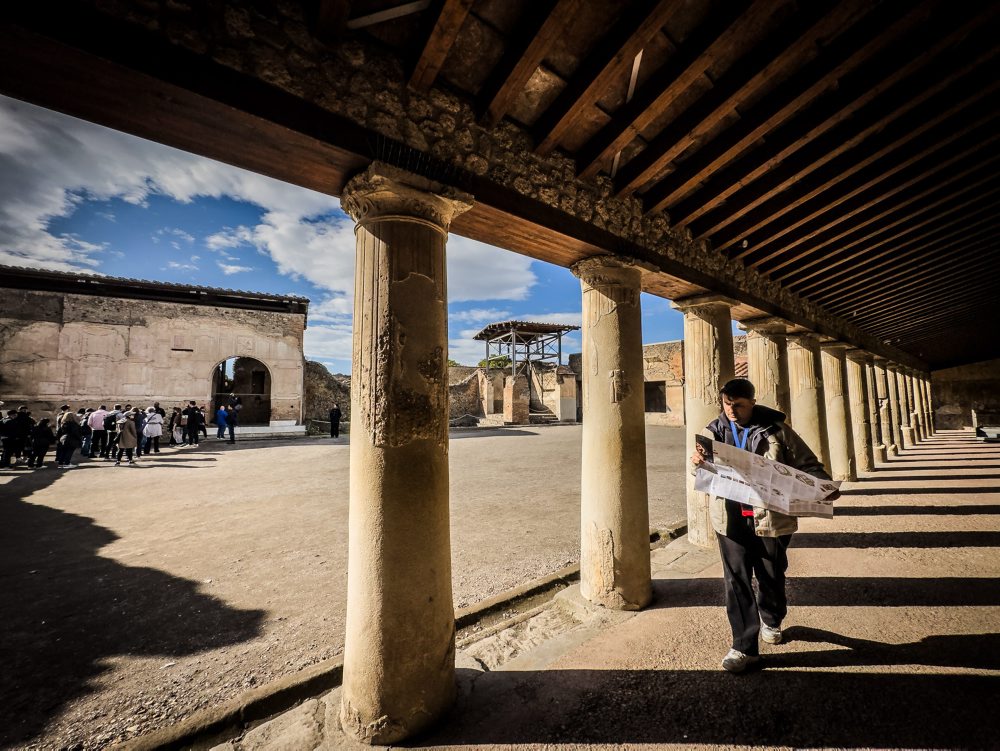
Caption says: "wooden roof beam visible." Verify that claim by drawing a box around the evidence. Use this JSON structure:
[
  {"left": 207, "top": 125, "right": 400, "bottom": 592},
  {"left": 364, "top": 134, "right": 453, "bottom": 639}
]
[
  {"left": 892, "top": 311, "right": 1000, "bottom": 349},
  {"left": 532, "top": 0, "right": 683, "bottom": 155},
  {"left": 574, "top": 0, "right": 762, "bottom": 181},
  {"left": 607, "top": 0, "right": 864, "bottom": 192},
  {"left": 409, "top": 0, "right": 474, "bottom": 92},
  {"left": 754, "top": 146, "right": 1000, "bottom": 275},
  {"left": 709, "top": 94, "right": 999, "bottom": 256},
  {"left": 478, "top": 0, "right": 583, "bottom": 128},
  {"left": 791, "top": 195, "right": 1000, "bottom": 296},
  {"left": 800, "top": 211, "right": 1000, "bottom": 303},
  {"left": 864, "top": 284, "right": 1000, "bottom": 335}
]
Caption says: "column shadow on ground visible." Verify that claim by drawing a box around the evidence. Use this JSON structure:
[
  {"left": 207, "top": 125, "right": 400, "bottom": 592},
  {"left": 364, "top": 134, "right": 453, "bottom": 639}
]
[
  {"left": 790, "top": 531, "right": 1000, "bottom": 548},
  {"left": 418, "top": 666, "right": 997, "bottom": 748},
  {"left": 840, "top": 486, "right": 1000, "bottom": 495},
  {"left": 0, "top": 472, "right": 266, "bottom": 749},
  {"left": 834, "top": 504, "right": 1000, "bottom": 515},
  {"left": 649, "top": 576, "right": 1000, "bottom": 608}
]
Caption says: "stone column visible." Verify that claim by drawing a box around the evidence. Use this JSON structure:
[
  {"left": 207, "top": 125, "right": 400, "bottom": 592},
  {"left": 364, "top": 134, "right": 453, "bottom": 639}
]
[
  {"left": 923, "top": 374, "right": 936, "bottom": 435},
  {"left": 786, "top": 333, "right": 829, "bottom": 466},
  {"left": 874, "top": 358, "right": 897, "bottom": 457},
  {"left": 820, "top": 342, "right": 855, "bottom": 481},
  {"left": 864, "top": 357, "right": 886, "bottom": 464},
  {"left": 894, "top": 365, "right": 915, "bottom": 449},
  {"left": 739, "top": 317, "right": 791, "bottom": 415},
  {"left": 884, "top": 362, "right": 905, "bottom": 454},
  {"left": 672, "top": 294, "right": 736, "bottom": 548},
  {"left": 905, "top": 370, "right": 924, "bottom": 441},
  {"left": 572, "top": 257, "right": 651, "bottom": 609},
  {"left": 845, "top": 350, "right": 875, "bottom": 473},
  {"left": 339, "top": 164, "right": 472, "bottom": 744}
]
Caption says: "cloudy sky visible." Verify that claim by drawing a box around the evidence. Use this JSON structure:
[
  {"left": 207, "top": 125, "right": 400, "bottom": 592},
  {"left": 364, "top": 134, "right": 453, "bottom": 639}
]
[{"left": 0, "top": 94, "right": 688, "bottom": 373}]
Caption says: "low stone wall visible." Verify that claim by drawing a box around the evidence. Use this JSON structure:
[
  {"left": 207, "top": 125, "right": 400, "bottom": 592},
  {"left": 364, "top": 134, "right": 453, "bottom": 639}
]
[
  {"left": 449, "top": 370, "right": 482, "bottom": 419},
  {"left": 931, "top": 358, "right": 1000, "bottom": 429}
]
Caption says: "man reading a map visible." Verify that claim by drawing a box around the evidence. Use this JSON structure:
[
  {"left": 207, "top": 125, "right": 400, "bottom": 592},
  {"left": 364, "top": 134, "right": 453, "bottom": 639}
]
[{"left": 691, "top": 377, "right": 835, "bottom": 674}]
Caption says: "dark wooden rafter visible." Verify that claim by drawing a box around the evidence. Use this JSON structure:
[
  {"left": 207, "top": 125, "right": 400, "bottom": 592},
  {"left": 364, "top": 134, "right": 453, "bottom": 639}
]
[
  {"left": 638, "top": 0, "right": 943, "bottom": 218},
  {"left": 800, "top": 208, "right": 1000, "bottom": 303},
  {"left": 893, "top": 309, "right": 1000, "bottom": 348},
  {"left": 532, "top": 0, "right": 682, "bottom": 155},
  {"left": 478, "top": 0, "right": 582, "bottom": 128},
  {"left": 409, "top": 0, "right": 474, "bottom": 92},
  {"left": 753, "top": 145, "right": 1000, "bottom": 276},
  {"left": 314, "top": 0, "right": 353, "bottom": 41},
  {"left": 708, "top": 90, "right": 999, "bottom": 256},
  {"left": 866, "top": 282, "right": 1000, "bottom": 335},
  {"left": 573, "top": 0, "right": 762, "bottom": 181},
  {"left": 822, "top": 233, "right": 1000, "bottom": 313},
  {"left": 607, "top": 0, "right": 866, "bottom": 192}
]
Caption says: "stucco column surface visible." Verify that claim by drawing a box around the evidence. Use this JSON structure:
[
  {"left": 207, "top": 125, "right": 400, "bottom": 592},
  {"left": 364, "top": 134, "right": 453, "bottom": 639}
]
[
  {"left": 845, "top": 351, "right": 875, "bottom": 473},
  {"left": 905, "top": 370, "right": 924, "bottom": 441},
  {"left": 786, "top": 333, "right": 829, "bottom": 467},
  {"left": 820, "top": 343, "right": 855, "bottom": 481},
  {"left": 672, "top": 295, "right": 736, "bottom": 549},
  {"left": 572, "top": 257, "right": 652, "bottom": 609},
  {"left": 338, "top": 163, "right": 472, "bottom": 744},
  {"left": 923, "top": 375, "right": 936, "bottom": 435},
  {"left": 864, "top": 357, "right": 886, "bottom": 464},
  {"left": 873, "top": 359, "right": 896, "bottom": 457},
  {"left": 739, "top": 317, "right": 791, "bottom": 416},
  {"left": 894, "top": 366, "right": 915, "bottom": 449},
  {"left": 885, "top": 363, "right": 905, "bottom": 454}
]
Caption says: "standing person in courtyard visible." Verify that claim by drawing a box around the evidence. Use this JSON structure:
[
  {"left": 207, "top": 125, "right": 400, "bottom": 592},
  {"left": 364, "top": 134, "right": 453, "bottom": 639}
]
[
  {"left": 78, "top": 408, "right": 93, "bottom": 458},
  {"left": 224, "top": 403, "right": 237, "bottom": 443},
  {"left": 215, "top": 404, "right": 228, "bottom": 439},
  {"left": 142, "top": 406, "right": 164, "bottom": 454},
  {"left": 13, "top": 406, "right": 36, "bottom": 465},
  {"left": 182, "top": 401, "right": 201, "bottom": 446},
  {"left": 88, "top": 404, "right": 109, "bottom": 458},
  {"left": 691, "top": 377, "right": 836, "bottom": 674},
  {"left": 134, "top": 408, "right": 147, "bottom": 458},
  {"left": 29, "top": 418, "right": 56, "bottom": 468},
  {"left": 169, "top": 406, "right": 184, "bottom": 445},
  {"left": 199, "top": 405, "right": 209, "bottom": 440},
  {"left": 105, "top": 404, "right": 124, "bottom": 459},
  {"left": 0, "top": 410, "right": 19, "bottom": 468},
  {"left": 329, "top": 402, "right": 342, "bottom": 439},
  {"left": 56, "top": 411, "right": 83, "bottom": 468},
  {"left": 115, "top": 410, "right": 138, "bottom": 465}
]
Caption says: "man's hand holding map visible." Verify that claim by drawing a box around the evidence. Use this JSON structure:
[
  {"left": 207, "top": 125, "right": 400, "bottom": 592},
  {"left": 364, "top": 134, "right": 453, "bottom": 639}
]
[{"left": 694, "top": 436, "right": 840, "bottom": 518}]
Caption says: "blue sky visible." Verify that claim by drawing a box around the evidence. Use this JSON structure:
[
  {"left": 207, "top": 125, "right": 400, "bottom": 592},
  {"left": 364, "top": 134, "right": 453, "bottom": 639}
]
[{"left": 0, "top": 94, "right": 691, "bottom": 373}]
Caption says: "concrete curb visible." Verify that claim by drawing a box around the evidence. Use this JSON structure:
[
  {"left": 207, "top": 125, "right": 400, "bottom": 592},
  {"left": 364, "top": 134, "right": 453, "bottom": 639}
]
[{"left": 120, "top": 519, "right": 688, "bottom": 751}]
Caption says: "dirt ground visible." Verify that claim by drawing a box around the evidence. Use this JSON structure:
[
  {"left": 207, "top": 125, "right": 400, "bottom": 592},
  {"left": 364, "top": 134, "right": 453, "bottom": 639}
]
[{"left": 0, "top": 424, "right": 687, "bottom": 750}]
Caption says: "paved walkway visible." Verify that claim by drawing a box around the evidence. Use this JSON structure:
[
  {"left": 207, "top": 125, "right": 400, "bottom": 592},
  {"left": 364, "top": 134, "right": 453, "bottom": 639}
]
[{"left": 214, "top": 429, "right": 1000, "bottom": 750}]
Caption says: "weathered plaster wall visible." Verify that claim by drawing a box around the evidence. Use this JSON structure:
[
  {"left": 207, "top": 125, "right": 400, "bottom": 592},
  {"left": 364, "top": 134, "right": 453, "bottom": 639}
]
[
  {"left": 448, "top": 369, "right": 482, "bottom": 419},
  {"left": 931, "top": 358, "right": 1000, "bottom": 429},
  {"left": 642, "top": 341, "right": 686, "bottom": 427},
  {"left": 0, "top": 289, "right": 306, "bottom": 422}
]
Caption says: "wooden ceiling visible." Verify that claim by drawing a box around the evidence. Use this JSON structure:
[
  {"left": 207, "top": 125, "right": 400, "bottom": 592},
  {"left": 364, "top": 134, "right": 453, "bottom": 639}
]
[
  {"left": 1, "top": 0, "right": 997, "bottom": 369},
  {"left": 345, "top": 0, "right": 1000, "bottom": 368}
]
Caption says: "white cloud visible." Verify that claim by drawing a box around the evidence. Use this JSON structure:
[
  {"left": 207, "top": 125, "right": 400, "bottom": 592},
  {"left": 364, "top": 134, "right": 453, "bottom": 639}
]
[
  {"left": 303, "top": 321, "right": 353, "bottom": 370},
  {"left": 449, "top": 307, "right": 511, "bottom": 324},
  {"left": 217, "top": 262, "right": 254, "bottom": 275},
  {"left": 447, "top": 235, "right": 537, "bottom": 302},
  {"left": 166, "top": 261, "right": 198, "bottom": 271}
]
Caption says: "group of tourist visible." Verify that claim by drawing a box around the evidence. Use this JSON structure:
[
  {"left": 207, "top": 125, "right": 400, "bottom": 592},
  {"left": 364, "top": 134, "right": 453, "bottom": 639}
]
[{"left": 0, "top": 396, "right": 243, "bottom": 470}]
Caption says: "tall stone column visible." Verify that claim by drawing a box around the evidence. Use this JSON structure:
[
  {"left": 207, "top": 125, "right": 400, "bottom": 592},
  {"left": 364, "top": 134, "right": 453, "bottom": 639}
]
[
  {"left": 338, "top": 164, "right": 472, "bottom": 744},
  {"left": 572, "top": 257, "right": 651, "bottom": 610},
  {"left": 905, "top": 370, "right": 924, "bottom": 441},
  {"left": 820, "top": 342, "right": 855, "bottom": 481},
  {"left": 786, "top": 333, "right": 829, "bottom": 466},
  {"left": 863, "top": 357, "right": 885, "bottom": 464},
  {"left": 874, "top": 358, "right": 897, "bottom": 456},
  {"left": 739, "top": 317, "right": 791, "bottom": 415},
  {"left": 894, "top": 365, "right": 915, "bottom": 449},
  {"left": 846, "top": 350, "right": 875, "bottom": 473},
  {"left": 923, "top": 375, "right": 936, "bottom": 435},
  {"left": 884, "top": 362, "right": 905, "bottom": 454},
  {"left": 672, "top": 295, "right": 736, "bottom": 548}
]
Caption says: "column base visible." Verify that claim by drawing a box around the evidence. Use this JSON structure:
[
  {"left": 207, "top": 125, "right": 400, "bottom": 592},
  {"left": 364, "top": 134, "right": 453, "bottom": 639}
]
[
  {"left": 900, "top": 426, "right": 916, "bottom": 449},
  {"left": 874, "top": 443, "right": 888, "bottom": 464}
]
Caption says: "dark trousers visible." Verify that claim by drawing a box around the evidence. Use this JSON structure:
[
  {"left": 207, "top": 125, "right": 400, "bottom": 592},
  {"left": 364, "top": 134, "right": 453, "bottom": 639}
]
[
  {"left": 717, "top": 527, "right": 792, "bottom": 656},
  {"left": 90, "top": 430, "right": 108, "bottom": 457},
  {"left": 330, "top": 421, "right": 340, "bottom": 438},
  {"left": 107, "top": 432, "right": 121, "bottom": 456},
  {"left": 55, "top": 444, "right": 77, "bottom": 466},
  {"left": 0, "top": 441, "right": 14, "bottom": 467},
  {"left": 186, "top": 424, "right": 200, "bottom": 445},
  {"left": 30, "top": 449, "right": 47, "bottom": 468},
  {"left": 116, "top": 447, "right": 134, "bottom": 463},
  {"left": 227, "top": 424, "right": 235, "bottom": 442}
]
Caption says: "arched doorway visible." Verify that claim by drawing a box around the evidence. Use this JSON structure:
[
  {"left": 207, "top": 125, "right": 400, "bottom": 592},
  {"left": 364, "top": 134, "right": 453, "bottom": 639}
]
[{"left": 211, "top": 357, "right": 272, "bottom": 426}]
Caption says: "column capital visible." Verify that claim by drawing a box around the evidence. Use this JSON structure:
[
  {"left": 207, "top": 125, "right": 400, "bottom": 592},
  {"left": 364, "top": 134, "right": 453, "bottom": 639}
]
[
  {"left": 737, "top": 316, "right": 794, "bottom": 334},
  {"left": 785, "top": 331, "right": 821, "bottom": 347},
  {"left": 670, "top": 292, "right": 740, "bottom": 312},
  {"left": 570, "top": 254, "right": 644, "bottom": 286},
  {"left": 340, "top": 162, "right": 473, "bottom": 233},
  {"left": 845, "top": 348, "right": 874, "bottom": 363},
  {"left": 819, "top": 340, "right": 852, "bottom": 352}
]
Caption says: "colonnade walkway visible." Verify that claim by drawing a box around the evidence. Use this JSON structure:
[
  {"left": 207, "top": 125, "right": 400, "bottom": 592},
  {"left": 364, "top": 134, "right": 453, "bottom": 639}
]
[{"left": 222, "top": 429, "right": 999, "bottom": 750}]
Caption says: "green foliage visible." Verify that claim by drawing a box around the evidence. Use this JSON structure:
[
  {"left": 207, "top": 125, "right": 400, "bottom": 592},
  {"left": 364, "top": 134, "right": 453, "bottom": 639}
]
[{"left": 478, "top": 355, "right": 512, "bottom": 369}]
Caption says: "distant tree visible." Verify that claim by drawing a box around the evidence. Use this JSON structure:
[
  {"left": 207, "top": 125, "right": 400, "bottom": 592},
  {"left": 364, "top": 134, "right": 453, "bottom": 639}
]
[
  {"left": 478, "top": 355, "right": 512, "bottom": 369},
  {"left": 447, "top": 358, "right": 461, "bottom": 367}
]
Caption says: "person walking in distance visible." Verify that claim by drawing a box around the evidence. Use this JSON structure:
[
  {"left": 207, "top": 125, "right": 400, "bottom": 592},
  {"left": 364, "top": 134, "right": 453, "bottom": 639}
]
[
  {"left": 142, "top": 406, "right": 164, "bottom": 454},
  {"left": 182, "top": 401, "right": 201, "bottom": 446},
  {"left": 115, "top": 411, "right": 139, "bottom": 465},
  {"left": 29, "top": 418, "right": 56, "bottom": 468},
  {"left": 88, "top": 404, "right": 109, "bottom": 458},
  {"left": 225, "top": 403, "right": 237, "bottom": 444},
  {"left": 691, "top": 378, "right": 837, "bottom": 674},
  {"left": 329, "top": 403, "right": 342, "bottom": 439},
  {"left": 56, "top": 411, "right": 83, "bottom": 468},
  {"left": 216, "top": 404, "right": 228, "bottom": 439}
]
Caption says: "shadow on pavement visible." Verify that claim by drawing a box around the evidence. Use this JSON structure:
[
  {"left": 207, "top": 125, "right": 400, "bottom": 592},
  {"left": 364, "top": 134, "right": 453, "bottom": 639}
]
[
  {"left": 417, "top": 667, "right": 997, "bottom": 748},
  {"left": 835, "top": 504, "right": 1000, "bottom": 515},
  {"left": 790, "top": 531, "right": 1000, "bottom": 548},
  {"left": 841, "top": 486, "right": 1000, "bottom": 495},
  {"left": 0, "top": 470, "right": 266, "bottom": 749},
  {"left": 650, "top": 576, "right": 1000, "bottom": 608},
  {"left": 449, "top": 429, "right": 539, "bottom": 439}
]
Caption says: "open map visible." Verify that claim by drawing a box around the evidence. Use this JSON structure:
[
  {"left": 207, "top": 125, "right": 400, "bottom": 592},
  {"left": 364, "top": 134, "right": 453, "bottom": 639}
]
[{"left": 694, "top": 436, "right": 840, "bottom": 518}]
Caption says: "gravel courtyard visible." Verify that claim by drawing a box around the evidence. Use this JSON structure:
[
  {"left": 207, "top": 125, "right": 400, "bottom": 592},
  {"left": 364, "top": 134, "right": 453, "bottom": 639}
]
[{"left": 0, "top": 424, "right": 687, "bottom": 750}]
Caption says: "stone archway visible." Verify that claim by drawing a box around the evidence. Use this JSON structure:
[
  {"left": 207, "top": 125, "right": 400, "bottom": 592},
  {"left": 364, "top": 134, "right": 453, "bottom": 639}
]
[{"left": 210, "top": 356, "right": 272, "bottom": 426}]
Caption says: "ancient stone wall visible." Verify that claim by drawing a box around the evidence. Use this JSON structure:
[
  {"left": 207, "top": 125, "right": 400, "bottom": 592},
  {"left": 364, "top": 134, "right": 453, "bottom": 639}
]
[
  {"left": 641, "top": 341, "right": 686, "bottom": 427},
  {"left": 448, "top": 369, "right": 482, "bottom": 419},
  {"left": 931, "top": 358, "right": 1000, "bottom": 429},
  {"left": 0, "top": 289, "right": 305, "bottom": 422},
  {"left": 303, "top": 359, "right": 350, "bottom": 426}
]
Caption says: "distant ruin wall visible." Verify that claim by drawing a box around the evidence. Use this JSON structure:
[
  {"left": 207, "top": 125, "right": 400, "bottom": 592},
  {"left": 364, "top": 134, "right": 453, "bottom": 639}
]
[
  {"left": 0, "top": 288, "right": 306, "bottom": 423},
  {"left": 931, "top": 358, "right": 1000, "bottom": 429}
]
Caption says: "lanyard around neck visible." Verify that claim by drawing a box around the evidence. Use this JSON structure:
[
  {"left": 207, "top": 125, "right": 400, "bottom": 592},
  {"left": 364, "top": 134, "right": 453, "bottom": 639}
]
[{"left": 728, "top": 418, "right": 749, "bottom": 450}]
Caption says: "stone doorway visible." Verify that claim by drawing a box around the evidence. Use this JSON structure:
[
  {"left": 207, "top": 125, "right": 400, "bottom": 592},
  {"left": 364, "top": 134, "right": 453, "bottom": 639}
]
[{"left": 211, "top": 356, "right": 272, "bottom": 426}]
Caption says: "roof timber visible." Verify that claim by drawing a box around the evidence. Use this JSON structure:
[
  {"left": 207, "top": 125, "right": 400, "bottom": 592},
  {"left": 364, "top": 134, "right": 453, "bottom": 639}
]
[
  {"left": 710, "top": 95, "right": 1000, "bottom": 256},
  {"left": 409, "top": 0, "right": 475, "bottom": 92}
]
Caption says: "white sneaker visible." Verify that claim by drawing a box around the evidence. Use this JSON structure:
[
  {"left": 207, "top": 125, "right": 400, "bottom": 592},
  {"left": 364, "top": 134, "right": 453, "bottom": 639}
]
[
  {"left": 761, "top": 622, "right": 783, "bottom": 645},
  {"left": 722, "top": 649, "right": 760, "bottom": 673}
]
